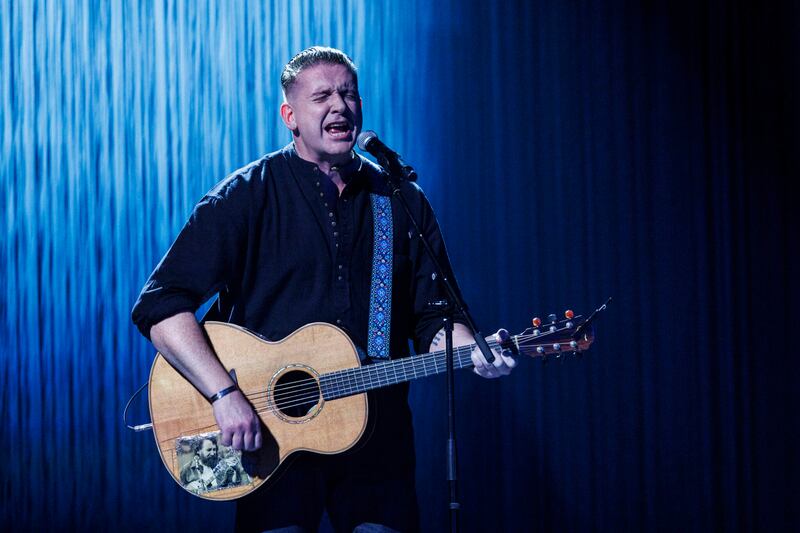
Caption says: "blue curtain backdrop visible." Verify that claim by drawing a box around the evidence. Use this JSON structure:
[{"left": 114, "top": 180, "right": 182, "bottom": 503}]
[{"left": 2, "top": 0, "right": 797, "bottom": 531}]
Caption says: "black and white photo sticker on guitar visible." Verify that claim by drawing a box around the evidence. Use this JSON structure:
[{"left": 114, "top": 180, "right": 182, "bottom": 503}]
[{"left": 175, "top": 431, "right": 253, "bottom": 495}]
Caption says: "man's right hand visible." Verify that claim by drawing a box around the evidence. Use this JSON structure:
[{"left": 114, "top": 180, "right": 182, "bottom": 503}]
[
  {"left": 149, "top": 312, "right": 265, "bottom": 453},
  {"left": 212, "top": 390, "right": 263, "bottom": 451}
]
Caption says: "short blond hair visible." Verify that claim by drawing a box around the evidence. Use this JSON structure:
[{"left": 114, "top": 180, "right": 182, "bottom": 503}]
[{"left": 281, "top": 46, "right": 358, "bottom": 96}]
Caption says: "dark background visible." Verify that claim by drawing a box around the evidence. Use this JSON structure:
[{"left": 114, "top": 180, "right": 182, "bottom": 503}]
[{"left": 1, "top": 0, "right": 797, "bottom": 531}]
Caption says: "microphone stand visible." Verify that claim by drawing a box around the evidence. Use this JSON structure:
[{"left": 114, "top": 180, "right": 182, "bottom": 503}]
[{"left": 375, "top": 156, "right": 496, "bottom": 533}]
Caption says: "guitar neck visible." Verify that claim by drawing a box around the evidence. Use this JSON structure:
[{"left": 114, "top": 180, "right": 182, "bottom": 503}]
[
  {"left": 320, "top": 341, "right": 492, "bottom": 401},
  {"left": 317, "top": 315, "right": 594, "bottom": 401}
]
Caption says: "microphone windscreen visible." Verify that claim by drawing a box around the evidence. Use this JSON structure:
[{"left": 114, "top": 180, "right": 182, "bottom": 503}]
[{"left": 357, "top": 130, "right": 377, "bottom": 151}]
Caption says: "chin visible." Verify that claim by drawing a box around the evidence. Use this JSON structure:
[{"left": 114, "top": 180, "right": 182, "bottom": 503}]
[{"left": 326, "top": 143, "right": 355, "bottom": 156}]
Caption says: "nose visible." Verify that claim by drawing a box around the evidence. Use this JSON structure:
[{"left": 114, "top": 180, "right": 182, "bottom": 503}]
[{"left": 329, "top": 91, "right": 347, "bottom": 112}]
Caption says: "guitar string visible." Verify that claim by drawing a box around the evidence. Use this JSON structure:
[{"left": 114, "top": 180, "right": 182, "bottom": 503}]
[
  {"left": 242, "top": 336, "right": 514, "bottom": 404},
  {"left": 249, "top": 323, "right": 577, "bottom": 400},
  {"left": 250, "top": 342, "right": 481, "bottom": 414},
  {"left": 238, "top": 330, "right": 580, "bottom": 409},
  {"left": 238, "top": 328, "right": 579, "bottom": 403},
  {"left": 251, "top": 343, "right": 480, "bottom": 402},
  {"left": 241, "top": 343, "right": 482, "bottom": 401},
  {"left": 245, "top": 347, "right": 478, "bottom": 411},
  {"left": 258, "top": 351, "right": 476, "bottom": 409},
  {"left": 174, "top": 327, "right": 585, "bottom": 434},
  {"left": 238, "top": 330, "right": 585, "bottom": 412}
]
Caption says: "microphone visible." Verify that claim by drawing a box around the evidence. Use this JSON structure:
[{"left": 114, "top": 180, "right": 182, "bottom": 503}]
[{"left": 357, "top": 130, "right": 418, "bottom": 182}]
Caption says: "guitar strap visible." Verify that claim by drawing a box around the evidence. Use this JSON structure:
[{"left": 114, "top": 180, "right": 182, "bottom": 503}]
[{"left": 367, "top": 193, "right": 393, "bottom": 360}]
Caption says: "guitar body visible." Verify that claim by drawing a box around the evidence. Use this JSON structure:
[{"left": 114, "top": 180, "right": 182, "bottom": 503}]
[
  {"left": 148, "top": 321, "right": 368, "bottom": 500},
  {"left": 146, "top": 304, "right": 603, "bottom": 500}
]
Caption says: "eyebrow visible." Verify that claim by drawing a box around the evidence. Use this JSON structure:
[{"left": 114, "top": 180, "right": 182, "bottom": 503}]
[{"left": 309, "top": 84, "right": 358, "bottom": 97}]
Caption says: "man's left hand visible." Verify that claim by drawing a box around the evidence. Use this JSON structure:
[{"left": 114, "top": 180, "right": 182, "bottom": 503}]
[
  {"left": 430, "top": 324, "right": 517, "bottom": 379},
  {"left": 470, "top": 328, "right": 517, "bottom": 379}
]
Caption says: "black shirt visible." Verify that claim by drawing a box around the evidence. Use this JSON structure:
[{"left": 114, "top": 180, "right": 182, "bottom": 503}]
[{"left": 131, "top": 144, "right": 463, "bottom": 358}]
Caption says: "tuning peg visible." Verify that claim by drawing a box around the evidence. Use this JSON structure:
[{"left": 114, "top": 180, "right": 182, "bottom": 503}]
[
  {"left": 548, "top": 313, "right": 557, "bottom": 324},
  {"left": 532, "top": 317, "right": 541, "bottom": 328},
  {"left": 565, "top": 309, "right": 575, "bottom": 328},
  {"left": 570, "top": 340, "right": 581, "bottom": 359},
  {"left": 536, "top": 345, "right": 547, "bottom": 365}
]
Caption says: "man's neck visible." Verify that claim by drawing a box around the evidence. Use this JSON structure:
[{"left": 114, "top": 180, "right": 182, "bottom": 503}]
[
  {"left": 329, "top": 171, "right": 346, "bottom": 196},
  {"left": 293, "top": 144, "right": 352, "bottom": 175},
  {"left": 293, "top": 144, "right": 355, "bottom": 195}
]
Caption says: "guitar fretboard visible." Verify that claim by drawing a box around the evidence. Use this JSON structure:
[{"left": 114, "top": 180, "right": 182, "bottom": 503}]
[{"left": 319, "top": 339, "right": 503, "bottom": 400}]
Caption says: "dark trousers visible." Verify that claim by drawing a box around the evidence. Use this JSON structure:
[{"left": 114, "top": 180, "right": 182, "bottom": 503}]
[{"left": 236, "top": 387, "right": 420, "bottom": 533}]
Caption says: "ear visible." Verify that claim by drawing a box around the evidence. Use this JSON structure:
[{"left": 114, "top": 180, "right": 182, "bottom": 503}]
[{"left": 280, "top": 101, "right": 296, "bottom": 130}]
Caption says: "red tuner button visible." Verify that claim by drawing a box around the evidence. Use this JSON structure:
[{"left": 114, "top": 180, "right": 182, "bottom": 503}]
[
  {"left": 532, "top": 317, "right": 542, "bottom": 328},
  {"left": 565, "top": 309, "right": 574, "bottom": 319}
]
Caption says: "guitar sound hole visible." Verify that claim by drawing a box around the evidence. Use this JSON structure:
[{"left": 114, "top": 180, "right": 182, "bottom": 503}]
[{"left": 273, "top": 369, "right": 321, "bottom": 418}]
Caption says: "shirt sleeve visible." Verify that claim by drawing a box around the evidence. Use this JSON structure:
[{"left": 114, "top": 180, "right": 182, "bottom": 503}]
[
  {"left": 406, "top": 184, "right": 468, "bottom": 353},
  {"left": 131, "top": 179, "right": 249, "bottom": 341}
]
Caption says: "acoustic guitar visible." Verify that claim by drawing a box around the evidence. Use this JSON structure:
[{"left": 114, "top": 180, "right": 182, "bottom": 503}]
[{"left": 148, "top": 312, "right": 595, "bottom": 500}]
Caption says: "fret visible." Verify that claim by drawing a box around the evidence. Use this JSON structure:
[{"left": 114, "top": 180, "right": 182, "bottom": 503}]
[
  {"left": 376, "top": 361, "right": 387, "bottom": 388},
  {"left": 363, "top": 365, "right": 372, "bottom": 391},
  {"left": 345, "top": 368, "right": 357, "bottom": 396},
  {"left": 384, "top": 361, "right": 393, "bottom": 386},
  {"left": 322, "top": 342, "right": 481, "bottom": 400},
  {"left": 457, "top": 347, "right": 468, "bottom": 369},
  {"left": 359, "top": 366, "right": 367, "bottom": 393},
  {"left": 335, "top": 370, "right": 346, "bottom": 399}
]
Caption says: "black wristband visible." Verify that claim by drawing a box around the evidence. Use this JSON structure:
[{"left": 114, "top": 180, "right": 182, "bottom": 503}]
[{"left": 209, "top": 385, "right": 238, "bottom": 403}]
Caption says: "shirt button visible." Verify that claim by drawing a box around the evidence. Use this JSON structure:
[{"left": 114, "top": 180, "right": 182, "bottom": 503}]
[
  {"left": 338, "top": 264, "right": 343, "bottom": 269},
  {"left": 331, "top": 221, "right": 336, "bottom": 227},
  {"left": 315, "top": 181, "right": 320, "bottom": 187},
  {"left": 338, "top": 275, "right": 343, "bottom": 280},
  {"left": 336, "top": 319, "right": 342, "bottom": 324},
  {"left": 319, "top": 192, "right": 324, "bottom": 197},
  {"left": 333, "top": 231, "right": 339, "bottom": 237},
  {"left": 328, "top": 212, "right": 334, "bottom": 217}
]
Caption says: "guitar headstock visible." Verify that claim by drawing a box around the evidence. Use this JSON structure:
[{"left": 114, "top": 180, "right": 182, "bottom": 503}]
[{"left": 513, "top": 309, "right": 596, "bottom": 359}]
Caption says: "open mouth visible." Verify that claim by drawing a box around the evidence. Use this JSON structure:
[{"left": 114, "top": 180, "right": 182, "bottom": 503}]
[{"left": 324, "top": 121, "right": 353, "bottom": 140}]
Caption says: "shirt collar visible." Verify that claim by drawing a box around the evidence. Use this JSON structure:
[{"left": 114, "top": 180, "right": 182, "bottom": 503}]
[{"left": 286, "top": 143, "right": 364, "bottom": 185}]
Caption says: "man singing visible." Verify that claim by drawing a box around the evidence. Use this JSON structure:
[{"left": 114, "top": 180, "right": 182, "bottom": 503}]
[{"left": 132, "top": 46, "right": 515, "bottom": 532}]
